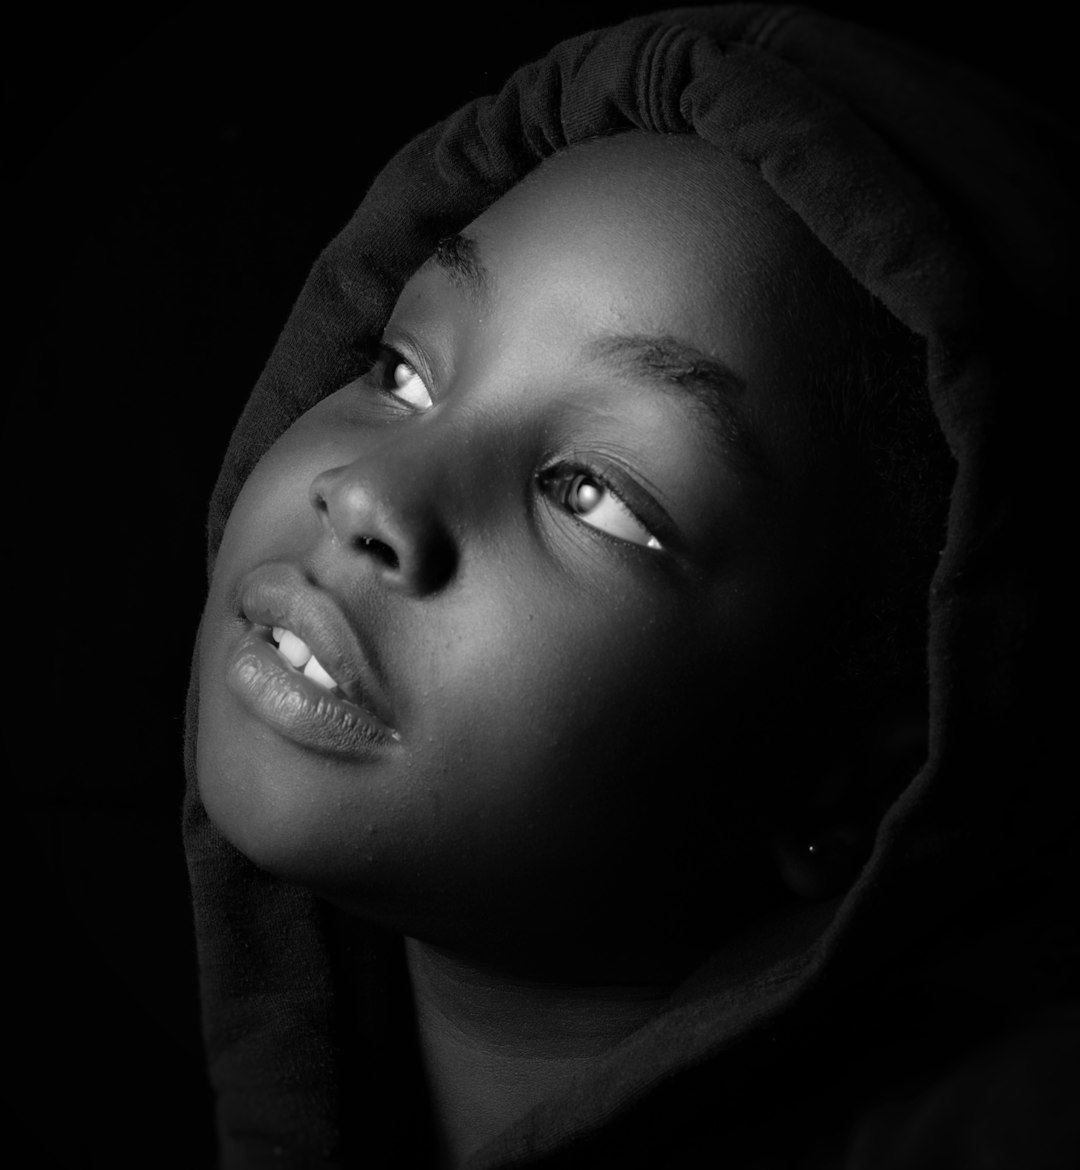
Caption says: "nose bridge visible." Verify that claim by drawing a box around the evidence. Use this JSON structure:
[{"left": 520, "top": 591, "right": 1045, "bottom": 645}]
[{"left": 310, "top": 414, "right": 462, "bottom": 594}]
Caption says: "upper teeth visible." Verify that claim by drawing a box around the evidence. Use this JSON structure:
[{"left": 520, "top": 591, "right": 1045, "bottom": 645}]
[{"left": 271, "top": 626, "right": 341, "bottom": 691}]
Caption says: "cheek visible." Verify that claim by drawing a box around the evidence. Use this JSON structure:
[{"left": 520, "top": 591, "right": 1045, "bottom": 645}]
[
  {"left": 400, "top": 567, "right": 728, "bottom": 827},
  {"left": 368, "top": 578, "right": 766, "bottom": 951},
  {"left": 404, "top": 545, "right": 827, "bottom": 862},
  {"left": 216, "top": 435, "right": 327, "bottom": 569}
]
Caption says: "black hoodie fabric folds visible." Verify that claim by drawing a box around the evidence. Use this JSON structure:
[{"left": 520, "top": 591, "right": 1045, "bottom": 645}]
[{"left": 183, "top": 5, "right": 1078, "bottom": 1167}]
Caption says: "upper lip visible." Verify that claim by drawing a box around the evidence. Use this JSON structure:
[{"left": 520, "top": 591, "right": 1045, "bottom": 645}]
[{"left": 237, "top": 561, "right": 392, "bottom": 724}]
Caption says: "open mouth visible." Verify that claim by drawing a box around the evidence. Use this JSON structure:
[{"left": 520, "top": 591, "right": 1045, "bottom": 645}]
[
  {"left": 226, "top": 623, "right": 400, "bottom": 757},
  {"left": 268, "top": 624, "right": 348, "bottom": 698},
  {"left": 231, "top": 561, "right": 400, "bottom": 753}
]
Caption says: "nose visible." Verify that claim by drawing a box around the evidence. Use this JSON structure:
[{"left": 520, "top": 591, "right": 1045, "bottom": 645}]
[{"left": 308, "top": 436, "right": 458, "bottom": 595}]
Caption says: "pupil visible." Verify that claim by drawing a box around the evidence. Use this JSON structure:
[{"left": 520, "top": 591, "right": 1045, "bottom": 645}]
[{"left": 572, "top": 476, "right": 601, "bottom": 513}]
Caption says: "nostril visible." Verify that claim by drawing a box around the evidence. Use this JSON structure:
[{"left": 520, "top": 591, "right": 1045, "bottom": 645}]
[{"left": 353, "top": 535, "right": 400, "bottom": 571}]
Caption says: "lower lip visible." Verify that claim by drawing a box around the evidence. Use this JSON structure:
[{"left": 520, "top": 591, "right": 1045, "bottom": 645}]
[{"left": 225, "top": 626, "right": 400, "bottom": 759}]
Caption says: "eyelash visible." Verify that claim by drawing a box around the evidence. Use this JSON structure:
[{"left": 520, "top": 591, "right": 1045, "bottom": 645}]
[{"left": 537, "top": 463, "right": 664, "bottom": 552}]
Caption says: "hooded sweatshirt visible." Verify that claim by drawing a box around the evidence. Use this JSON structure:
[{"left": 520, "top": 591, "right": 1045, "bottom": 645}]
[{"left": 183, "top": 5, "right": 1079, "bottom": 1167}]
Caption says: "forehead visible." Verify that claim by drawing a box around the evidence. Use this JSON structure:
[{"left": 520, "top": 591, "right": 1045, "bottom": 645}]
[
  {"left": 416, "top": 133, "right": 830, "bottom": 409},
  {"left": 464, "top": 134, "right": 814, "bottom": 352}
]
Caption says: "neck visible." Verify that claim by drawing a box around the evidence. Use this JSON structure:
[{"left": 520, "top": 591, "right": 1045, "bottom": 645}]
[{"left": 406, "top": 938, "right": 676, "bottom": 1168}]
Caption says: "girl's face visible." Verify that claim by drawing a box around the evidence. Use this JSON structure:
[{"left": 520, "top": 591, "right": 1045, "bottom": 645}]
[{"left": 197, "top": 133, "right": 850, "bottom": 979}]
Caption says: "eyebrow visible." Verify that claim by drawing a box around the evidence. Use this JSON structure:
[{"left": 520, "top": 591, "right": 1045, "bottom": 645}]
[
  {"left": 424, "top": 235, "right": 767, "bottom": 476},
  {"left": 584, "top": 333, "right": 769, "bottom": 478},
  {"left": 428, "top": 232, "right": 491, "bottom": 301}
]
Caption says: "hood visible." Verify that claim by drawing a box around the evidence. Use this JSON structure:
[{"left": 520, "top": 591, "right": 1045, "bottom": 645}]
[{"left": 184, "top": 5, "right": 1077, "bottom": 1166}]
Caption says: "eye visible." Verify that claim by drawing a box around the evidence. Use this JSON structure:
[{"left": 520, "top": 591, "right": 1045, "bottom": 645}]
[
  {"left": 386, "top": 357, "right": 433, "bottom": 411},
  {"left": 543, "top": 469, "right": 662, "bottom": 550},
  {"left": 360, "top": 344, "right": 434, "bottom": 411}
]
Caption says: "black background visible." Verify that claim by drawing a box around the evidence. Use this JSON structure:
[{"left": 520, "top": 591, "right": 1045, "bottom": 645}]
[{"left": 8, "top": 3, "right": 1069, "bottom": 1164}]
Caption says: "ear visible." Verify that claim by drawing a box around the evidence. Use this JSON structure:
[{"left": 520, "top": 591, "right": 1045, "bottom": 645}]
[{"left": 770, "top": 712, "right": 928, "bottom": 901}]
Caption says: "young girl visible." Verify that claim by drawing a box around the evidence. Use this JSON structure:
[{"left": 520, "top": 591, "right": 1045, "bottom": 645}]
[{"left": 186, "top": 5, "right": 1076, "bottom": 1167}]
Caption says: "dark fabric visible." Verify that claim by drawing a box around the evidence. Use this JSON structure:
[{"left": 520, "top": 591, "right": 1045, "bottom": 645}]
[{"left": 183, "top": 4, "right": 1078, "bottom": 1166}]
